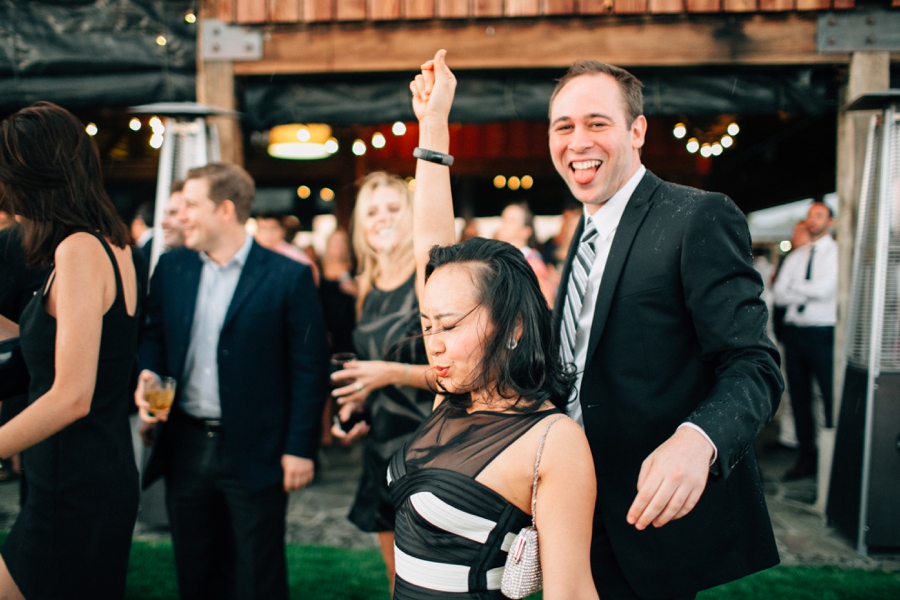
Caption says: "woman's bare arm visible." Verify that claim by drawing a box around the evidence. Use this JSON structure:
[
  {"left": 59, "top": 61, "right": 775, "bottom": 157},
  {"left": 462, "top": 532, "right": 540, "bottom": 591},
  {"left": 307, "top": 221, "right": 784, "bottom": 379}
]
[
  {"left": 0, "top": 314, "right": 18, "bottom": 341},
  {"left": 534, "top": 418, "right": 601, "bottom": 600},
  {"left": 411, "top": 49, "right": 458, "bottom": 303}
]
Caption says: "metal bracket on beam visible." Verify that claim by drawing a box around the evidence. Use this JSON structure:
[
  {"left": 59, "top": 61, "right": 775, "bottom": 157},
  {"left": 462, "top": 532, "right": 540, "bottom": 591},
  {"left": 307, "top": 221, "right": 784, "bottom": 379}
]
[
  {"left": 201, "top": 19, "right": 263, "bottom": 61},
  {"left": 817, "top": 10, "right": 900, "bottom": 53}
]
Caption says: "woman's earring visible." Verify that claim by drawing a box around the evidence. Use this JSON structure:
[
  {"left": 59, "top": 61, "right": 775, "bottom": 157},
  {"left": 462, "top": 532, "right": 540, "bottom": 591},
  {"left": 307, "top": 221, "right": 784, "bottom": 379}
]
[{"left": 507, "top": 338, "right": 518, "bottom": 350}]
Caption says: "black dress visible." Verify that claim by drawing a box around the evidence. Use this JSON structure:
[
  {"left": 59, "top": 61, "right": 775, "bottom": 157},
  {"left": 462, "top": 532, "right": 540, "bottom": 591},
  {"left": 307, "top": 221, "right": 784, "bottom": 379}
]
[
  {"left": 388, "top": 403, "right": 561, "bottom": 599},
  {"left": 347, "top": 274, "right": 432, "bottom": 532},
  {"left": 1, "top": 232, "right": 140, "bottom": 599}
]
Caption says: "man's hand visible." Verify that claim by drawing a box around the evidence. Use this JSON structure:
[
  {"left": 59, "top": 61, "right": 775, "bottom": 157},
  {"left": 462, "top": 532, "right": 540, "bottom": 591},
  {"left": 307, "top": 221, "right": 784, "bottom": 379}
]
[
  {"left": 140, "top": 421, "right": 157, "bottom": 447},
  {"left": 135, "top": 370, "right": 168, "bottom": 424},
  {"left": 282, "top": 454, "right": 315, "bottom": 493},
  {"left": 626, "top": 426, "right": 714, "bottom": 530}
]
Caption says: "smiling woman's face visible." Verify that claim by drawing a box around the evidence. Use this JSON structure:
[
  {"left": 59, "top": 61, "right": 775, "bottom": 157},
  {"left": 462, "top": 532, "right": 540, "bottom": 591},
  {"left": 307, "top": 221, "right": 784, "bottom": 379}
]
[
  {"left": 363, "top": 185, "right": 407, "bottom": 254},
  {"left": 420, "top": 264, "right": 493, "bottom": 397}
]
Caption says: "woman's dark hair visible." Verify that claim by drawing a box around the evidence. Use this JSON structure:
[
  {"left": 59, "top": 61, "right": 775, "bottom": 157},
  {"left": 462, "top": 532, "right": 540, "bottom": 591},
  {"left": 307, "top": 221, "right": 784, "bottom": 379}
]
[
  {"left": 0, "top": 101, "right": 128, "bottom": 267},
  {"left": 425, "top": 237, "right": 574, "bottom": 412}
]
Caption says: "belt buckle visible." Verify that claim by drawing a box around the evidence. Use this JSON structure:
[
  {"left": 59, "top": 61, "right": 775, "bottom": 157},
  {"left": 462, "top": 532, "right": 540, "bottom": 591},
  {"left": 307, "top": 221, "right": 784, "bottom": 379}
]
[{"left": 203, "top": 420, "right": 222, "bottom": 438}]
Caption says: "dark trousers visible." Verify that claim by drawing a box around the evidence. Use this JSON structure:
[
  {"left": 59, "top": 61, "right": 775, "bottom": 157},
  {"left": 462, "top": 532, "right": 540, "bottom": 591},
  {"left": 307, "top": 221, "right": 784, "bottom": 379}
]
[
  {"left": 782, "top": 325, "right": 834, "bottom": 461},
  {"left": 591, "top": 518, "right": 696, "bottom": 600},
  {"left": 164, "top": 413, "right": 289, "bottom": 600}
]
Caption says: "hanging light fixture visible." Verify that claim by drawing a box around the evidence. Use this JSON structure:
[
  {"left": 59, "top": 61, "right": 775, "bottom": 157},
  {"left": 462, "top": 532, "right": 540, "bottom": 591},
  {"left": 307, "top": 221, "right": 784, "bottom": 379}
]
[{"left": 268, "top": 124, "right": 337, "bottom": 160}]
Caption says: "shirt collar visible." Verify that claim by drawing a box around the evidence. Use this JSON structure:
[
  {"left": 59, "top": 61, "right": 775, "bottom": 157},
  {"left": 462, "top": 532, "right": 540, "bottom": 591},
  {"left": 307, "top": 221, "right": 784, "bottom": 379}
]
[
  {"left": 584, "top": 164, "right": 646, "bottom": 240},
  {"left": 199, "top": 233, "right": 252, "bottom": 270}
]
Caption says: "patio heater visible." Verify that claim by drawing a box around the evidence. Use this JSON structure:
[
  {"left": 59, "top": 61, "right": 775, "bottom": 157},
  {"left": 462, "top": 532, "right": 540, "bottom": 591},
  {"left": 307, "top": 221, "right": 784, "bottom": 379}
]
[
  {"left": 129, "top": 102, "right": 240, "bottom": 274},
  {"left": 127, "top": 102, "right": 239, "bottom": 529},
  {"left": 826, "top": 90, "right": 900, "bottom": 555}
]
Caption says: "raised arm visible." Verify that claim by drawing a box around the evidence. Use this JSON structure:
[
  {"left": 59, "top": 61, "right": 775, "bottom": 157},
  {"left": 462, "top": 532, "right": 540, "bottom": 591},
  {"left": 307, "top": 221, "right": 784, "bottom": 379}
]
[{"left": 411, "top": 49, "right": 457, "bottom": 301}]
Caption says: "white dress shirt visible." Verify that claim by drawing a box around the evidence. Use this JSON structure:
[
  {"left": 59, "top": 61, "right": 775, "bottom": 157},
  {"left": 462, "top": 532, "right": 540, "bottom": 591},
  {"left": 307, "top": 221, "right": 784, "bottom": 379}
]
[{"left": 772, "top": 235, "right": 837, "bottom": 327}]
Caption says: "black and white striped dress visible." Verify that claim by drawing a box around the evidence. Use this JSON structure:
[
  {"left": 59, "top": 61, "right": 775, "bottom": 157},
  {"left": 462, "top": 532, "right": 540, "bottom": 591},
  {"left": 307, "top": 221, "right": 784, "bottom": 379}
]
[{"left": 388, "top": 402, "right": 560, "bottom": 599}]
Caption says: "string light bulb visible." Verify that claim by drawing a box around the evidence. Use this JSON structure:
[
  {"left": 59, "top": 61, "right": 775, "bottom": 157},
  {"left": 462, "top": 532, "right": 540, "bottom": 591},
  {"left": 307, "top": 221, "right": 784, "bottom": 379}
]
[{"left": 673, "top": 123, "right": 687, "bottom": 139}]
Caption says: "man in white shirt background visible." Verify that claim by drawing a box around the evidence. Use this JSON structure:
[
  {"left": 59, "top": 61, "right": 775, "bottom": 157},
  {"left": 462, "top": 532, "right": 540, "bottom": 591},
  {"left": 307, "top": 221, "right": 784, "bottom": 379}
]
[{"left": 773, "top": 201, "right": 838, "bottom": 481}]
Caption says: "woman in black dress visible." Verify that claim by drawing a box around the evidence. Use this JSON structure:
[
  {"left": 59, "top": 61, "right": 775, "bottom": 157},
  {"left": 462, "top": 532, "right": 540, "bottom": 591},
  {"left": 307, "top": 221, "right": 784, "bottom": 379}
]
[
  {"left": 0, "top": 102, "right": 140, "bottom": 599},
  {"left": 330, "top": 172, "right": 436, "bottom": 592}
]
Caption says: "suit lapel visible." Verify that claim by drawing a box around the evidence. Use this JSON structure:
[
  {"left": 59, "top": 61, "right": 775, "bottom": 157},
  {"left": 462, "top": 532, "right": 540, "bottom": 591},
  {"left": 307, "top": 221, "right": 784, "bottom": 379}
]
[
  {"left": 172, "top": 252, "right": 202, "bottom": 379},
  {"left": 583, "top": 171, "right": 662, "bottom": 366},
  {"left": 223, "top": 240, "right": 270, "bottom": 330}
]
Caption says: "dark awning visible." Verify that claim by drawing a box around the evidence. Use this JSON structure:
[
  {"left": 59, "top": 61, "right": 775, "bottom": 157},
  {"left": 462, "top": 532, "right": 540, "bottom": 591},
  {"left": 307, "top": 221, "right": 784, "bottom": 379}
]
[
  {"left": 0, "top": 0, "right": 196, "bottom": 111},
  {"left": 242, "top": 66, "right": 841, "bottom": 130}
]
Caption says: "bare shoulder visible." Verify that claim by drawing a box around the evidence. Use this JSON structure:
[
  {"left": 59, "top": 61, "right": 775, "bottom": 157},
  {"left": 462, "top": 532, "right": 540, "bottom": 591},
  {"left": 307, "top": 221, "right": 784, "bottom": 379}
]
[
  {"left": 540, "top": 415, "right": 590, "bottom": 450},
  {"left": 538, "top": 415, "right": 594, "bottom": 471},
  {"left": 54, "top": 232, "right": 109, "bottom": 280},
  {"left": 55, "top": 231, "right": 105, "bottom": 261}
]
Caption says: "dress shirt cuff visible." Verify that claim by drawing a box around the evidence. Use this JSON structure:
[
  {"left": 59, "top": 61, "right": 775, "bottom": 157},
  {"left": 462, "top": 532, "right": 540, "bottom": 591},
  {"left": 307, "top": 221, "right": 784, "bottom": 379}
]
[{"left": 678, "top": 422, "right": 718, "bottom": 467}]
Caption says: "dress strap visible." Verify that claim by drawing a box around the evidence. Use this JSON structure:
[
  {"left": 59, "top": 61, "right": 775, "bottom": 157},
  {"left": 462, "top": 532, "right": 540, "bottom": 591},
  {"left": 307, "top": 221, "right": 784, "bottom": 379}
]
[
  {"left": 530, "top": 415, "right": 565, "bottom": 526},
  {"left": 82, "top": 230, "right": 125, "bottom": 302}
]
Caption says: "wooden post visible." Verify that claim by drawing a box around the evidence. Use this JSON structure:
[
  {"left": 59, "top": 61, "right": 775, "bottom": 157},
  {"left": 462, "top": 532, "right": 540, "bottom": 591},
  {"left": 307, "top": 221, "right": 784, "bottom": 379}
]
[
  {"left": 198, "top": 0, "right": 244, "bottom": 166},
  {"left": 818, "top": 51, "right": 889, "bottom": 514}
]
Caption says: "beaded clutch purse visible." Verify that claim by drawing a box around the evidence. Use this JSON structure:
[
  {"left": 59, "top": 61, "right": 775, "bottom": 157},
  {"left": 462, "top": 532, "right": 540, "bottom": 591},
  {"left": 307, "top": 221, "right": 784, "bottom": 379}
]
[{"left": 501, "top": 415, "right": 564, "bottom": 599}]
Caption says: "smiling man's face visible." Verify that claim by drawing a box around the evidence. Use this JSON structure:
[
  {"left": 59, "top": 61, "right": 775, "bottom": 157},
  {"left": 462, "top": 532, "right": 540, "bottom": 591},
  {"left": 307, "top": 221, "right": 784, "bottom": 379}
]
[{"left": 548, "top": 73, "right": 646, "bottom": 214}]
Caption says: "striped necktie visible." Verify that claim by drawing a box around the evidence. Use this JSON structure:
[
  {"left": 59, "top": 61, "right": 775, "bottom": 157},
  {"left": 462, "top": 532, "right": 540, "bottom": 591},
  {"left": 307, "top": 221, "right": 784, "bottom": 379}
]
[{"left": 560, "top": 221, "right": 598, "bottom": 366}]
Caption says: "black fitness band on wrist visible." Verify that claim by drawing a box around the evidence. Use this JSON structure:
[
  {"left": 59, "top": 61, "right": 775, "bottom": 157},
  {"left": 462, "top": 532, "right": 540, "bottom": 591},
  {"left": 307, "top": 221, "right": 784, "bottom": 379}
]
[{"left": 413, "top": 147, "right": 454, "bottom": 166}]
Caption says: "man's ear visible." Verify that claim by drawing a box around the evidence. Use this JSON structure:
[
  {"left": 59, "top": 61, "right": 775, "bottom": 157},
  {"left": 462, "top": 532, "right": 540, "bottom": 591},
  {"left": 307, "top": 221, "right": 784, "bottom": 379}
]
[
  {"left": 631, "top": 115, "right": 647, "bottom": 150},
  {"left": 217, "top": 199, "right": 237, "bottom": 222}
]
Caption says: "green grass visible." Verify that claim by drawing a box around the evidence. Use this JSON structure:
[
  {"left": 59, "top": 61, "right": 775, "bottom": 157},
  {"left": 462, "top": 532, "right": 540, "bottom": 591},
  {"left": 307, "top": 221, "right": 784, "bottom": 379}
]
[
  {"left": 123, "top": 539, "right": 900, "bottom": 600},
  {"left": 125, "top": 538, "right": 392, "bottom": 599},
  {"left": 3, "top": 532, "right": 898, "bottom": 598}
]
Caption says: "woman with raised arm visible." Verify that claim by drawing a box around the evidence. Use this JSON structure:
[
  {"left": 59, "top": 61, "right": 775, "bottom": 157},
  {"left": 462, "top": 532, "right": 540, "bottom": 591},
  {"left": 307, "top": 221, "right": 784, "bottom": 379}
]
[
  {"left": 329, "top": 172, "right": 437, "bottom": 592},
  {"left": 0, "top": 102, "right": 140, "bottom": 599},
  {"left": 386, "top": 50, "right": 600, "bottom": 600}
]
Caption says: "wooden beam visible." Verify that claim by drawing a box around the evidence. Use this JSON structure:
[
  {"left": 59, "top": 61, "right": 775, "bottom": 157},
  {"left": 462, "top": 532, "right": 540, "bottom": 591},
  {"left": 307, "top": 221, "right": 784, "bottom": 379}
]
[
  {"left": 404, "top": 0, "right": 435, "bottom": 18},
  {"left": 685, "top": 0, "right": 719, "bottom": 10},
  {"left": 236, "top": 0, "right": 268, "bottom": 22},
  {"left": 436, "top": 0, "right": 469, "bottom": 17},
  {"left": 505, "top": 0, "right": 540, "bottom": 16},
  {"left": 614, "top": 0, "right": 648, "bottom": 13},
  {"left": 303, "top": 0, "right": 334, "bottom": 21},
  {"left": 543, "top": 0, "right": 576, "bottom": 15},
  {"left": 269, "top": 0, "right": 302, "bottom": 21},
  {"left": 370, "top": 0, "right": 401, "bottom": 19},
  {"left": 234, "top": 15, "right": 851, "bottom": 75},
  {"left": 758, "top": 0, "right": 793, "bottom": 10},
  {"left": 648, "top": 0, "right": 684, "bottom": 12},
  {"left": 723, "top": 0, "right": 756, "bottom": 10},
  {"left": 198, "top": 3, "right": 244, "bottom": 166}
]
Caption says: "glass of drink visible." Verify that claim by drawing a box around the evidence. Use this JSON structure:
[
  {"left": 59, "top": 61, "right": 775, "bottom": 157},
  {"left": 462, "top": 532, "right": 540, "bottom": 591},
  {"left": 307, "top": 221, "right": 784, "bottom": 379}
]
[
  {"left": 145, "top": 375, "right": 177, "bottom": 415},
  {"left": 330, "top": 352, "right": 357, "bottom": 389}
]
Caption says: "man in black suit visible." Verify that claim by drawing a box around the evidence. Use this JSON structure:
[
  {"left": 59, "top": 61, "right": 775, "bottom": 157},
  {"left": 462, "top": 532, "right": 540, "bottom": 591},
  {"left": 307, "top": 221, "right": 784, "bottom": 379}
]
[
  {"left": 131, "top": 201, "right": 155, "bottom": 266},
  {"left": 136, "top": 163, "right": 328, "bottom": 599},
  {"left": 549, "top": 62, "right": 783, "bottom": 599}
]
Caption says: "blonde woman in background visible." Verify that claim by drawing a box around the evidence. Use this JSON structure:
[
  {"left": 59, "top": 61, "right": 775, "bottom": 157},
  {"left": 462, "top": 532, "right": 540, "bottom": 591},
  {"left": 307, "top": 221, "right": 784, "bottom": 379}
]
[{"left": 330, "top": 172, "right": 435, "bottom": 592}]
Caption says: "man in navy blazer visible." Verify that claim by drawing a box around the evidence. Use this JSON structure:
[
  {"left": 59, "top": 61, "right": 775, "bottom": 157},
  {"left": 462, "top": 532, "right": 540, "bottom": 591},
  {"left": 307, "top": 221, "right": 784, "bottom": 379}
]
[
  {"left": 136, "top": 163, "right": 327, "bottom": 600},
  {"left": 549, "top": 62, "right": 783, "bottom": 599}
]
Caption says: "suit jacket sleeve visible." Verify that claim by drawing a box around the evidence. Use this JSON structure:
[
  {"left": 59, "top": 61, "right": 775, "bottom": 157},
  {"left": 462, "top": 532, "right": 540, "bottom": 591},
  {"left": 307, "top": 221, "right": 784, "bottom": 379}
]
[
  {"left": 680, "top": 194, "right": 783, "bottom": 479},
  {"left": 138, "top": 252, "right": 168, "bottom": 377},
  {"left": 283, "top": 264, "right": 329, "bottom": 459}
]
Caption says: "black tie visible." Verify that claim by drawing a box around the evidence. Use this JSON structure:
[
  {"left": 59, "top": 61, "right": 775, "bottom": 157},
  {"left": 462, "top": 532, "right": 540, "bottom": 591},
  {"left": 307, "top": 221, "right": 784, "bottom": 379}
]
[{"left": 798, "top": 245, "right": 814, "bottom": 313}]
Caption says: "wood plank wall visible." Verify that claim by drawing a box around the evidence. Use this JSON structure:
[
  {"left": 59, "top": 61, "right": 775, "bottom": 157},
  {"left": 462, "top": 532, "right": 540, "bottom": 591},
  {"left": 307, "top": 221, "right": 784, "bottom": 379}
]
[{"left": 222, "top": 0, "right": 861, "bottom": 23}]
